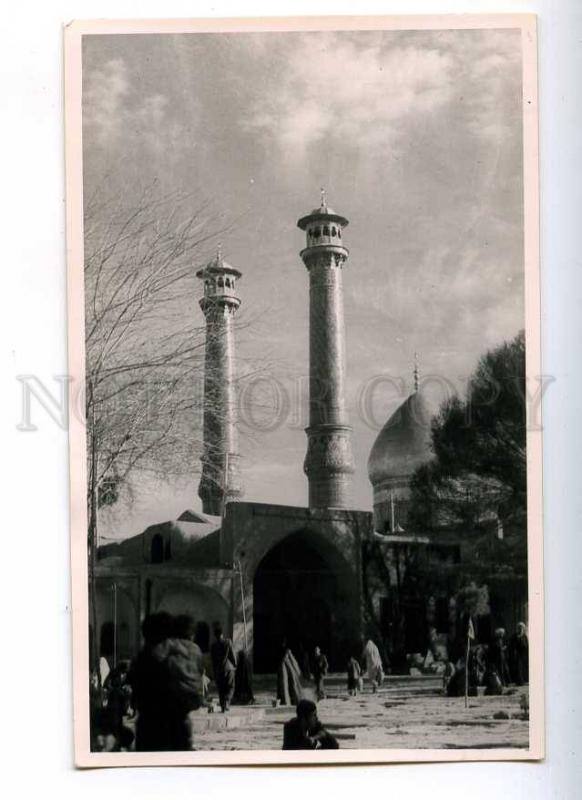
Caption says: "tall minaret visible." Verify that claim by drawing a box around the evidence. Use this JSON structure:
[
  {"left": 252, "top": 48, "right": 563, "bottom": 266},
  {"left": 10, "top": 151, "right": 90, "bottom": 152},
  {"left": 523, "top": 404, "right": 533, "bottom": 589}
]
[
  {"left": 196, "top": 249, "right": 244, "bottom": 515},
  {"left": 297, "top": 192, "right": 355, "bottom": 508}
]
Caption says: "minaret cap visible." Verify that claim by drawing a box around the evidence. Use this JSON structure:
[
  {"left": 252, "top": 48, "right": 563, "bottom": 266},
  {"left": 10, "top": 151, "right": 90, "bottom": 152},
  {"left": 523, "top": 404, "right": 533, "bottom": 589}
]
[
  {"left": 196, "top": 245, "right": 242, "bottom": 280},
  {"left": 297, "top": 191, "right": 349, "bottom": 230}
]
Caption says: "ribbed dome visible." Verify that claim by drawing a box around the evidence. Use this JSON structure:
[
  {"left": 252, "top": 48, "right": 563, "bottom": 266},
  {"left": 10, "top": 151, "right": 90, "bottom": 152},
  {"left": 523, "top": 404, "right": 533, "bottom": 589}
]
[
  {"left": 367, "top": 391, "right": 433, "bottom": 485},
  {"left": 309, "top": 203, "right": 337, "bottom": 216},
  {"left": 297, "top": 203, "right": 349, "bottom": 230}
]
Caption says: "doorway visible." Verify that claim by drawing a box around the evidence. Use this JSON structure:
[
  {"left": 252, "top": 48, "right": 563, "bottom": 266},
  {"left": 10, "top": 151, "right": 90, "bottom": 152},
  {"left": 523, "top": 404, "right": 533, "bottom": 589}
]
[{"left": 253, "top": 531, "right": 340, "bottom": 673}]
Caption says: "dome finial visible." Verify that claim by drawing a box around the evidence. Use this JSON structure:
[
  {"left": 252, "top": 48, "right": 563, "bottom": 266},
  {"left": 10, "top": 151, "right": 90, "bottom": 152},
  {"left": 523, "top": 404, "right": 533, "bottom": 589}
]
[
  {"left": 320, "top": 186, "right": 327, "bottom": 209},
  {"left": 216, "top": 242, "right": 223, "bottom": 263},
  {"left": 413, "top": 352, "right": 420, "bottom": 393}
]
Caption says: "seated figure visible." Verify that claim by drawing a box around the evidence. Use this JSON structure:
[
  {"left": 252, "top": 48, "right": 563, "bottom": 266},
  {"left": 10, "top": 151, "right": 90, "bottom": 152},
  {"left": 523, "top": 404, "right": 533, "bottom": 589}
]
[{"left": 282, "top": 699, "right": 339, "bottom": 750}]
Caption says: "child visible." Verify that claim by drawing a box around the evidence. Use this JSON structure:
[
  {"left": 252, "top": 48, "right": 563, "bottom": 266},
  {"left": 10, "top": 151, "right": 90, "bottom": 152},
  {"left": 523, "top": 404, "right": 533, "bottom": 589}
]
[
  {"left": 166, "top": 614, "right": 205, "bottom": 712},
  {"left": 347, "top": 655, "right": 362, "bottom": 696}
]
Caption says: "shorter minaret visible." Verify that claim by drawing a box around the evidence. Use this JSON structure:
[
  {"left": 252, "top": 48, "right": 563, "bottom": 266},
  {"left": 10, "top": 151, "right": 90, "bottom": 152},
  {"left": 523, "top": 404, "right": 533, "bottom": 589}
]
[{"left": 196, "top": 248, "right": 244, "bottom": 515}]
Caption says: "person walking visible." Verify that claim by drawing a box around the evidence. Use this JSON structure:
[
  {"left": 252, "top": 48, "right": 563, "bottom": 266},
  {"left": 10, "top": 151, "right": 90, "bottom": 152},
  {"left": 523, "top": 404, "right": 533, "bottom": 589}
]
[
  {"left": 164, "top": 614, "right": 206, "bottom": 748},
  {"left": 312, "top": 646, "right": 329, "bottom": 700},
  {"left": 346, "top": 654, "right": 362, "bottom": 696},
  {"left": 166, "top": 615, "right": 205, "bottom": 704},
  {"left": 277, "top": 645, "right": 303, "bottom": 706},
  {"left": 361, "top": 638, "right": 384, "bottom": 692},
  {"left": 210, "top": 622, "right": 237, "bottom": 712},
  {"left": 127, "top": 612, "right": 174, "bottom": 751}
]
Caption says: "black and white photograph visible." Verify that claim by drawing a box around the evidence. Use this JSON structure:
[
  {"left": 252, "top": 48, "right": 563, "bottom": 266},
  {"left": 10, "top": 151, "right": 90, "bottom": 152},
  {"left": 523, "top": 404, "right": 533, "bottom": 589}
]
[{"left": 65, "top": 15, "right": 542, "bottom": 765}]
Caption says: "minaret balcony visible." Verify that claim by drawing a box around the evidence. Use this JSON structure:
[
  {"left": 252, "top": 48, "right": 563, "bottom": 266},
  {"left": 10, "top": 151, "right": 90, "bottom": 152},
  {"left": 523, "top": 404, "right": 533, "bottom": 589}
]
[
  {"left": 300, "top": 243, "right": 349, "bottom": 268},
  {"left": 199, "top": 293, "right": 241, "bottom": 315}
]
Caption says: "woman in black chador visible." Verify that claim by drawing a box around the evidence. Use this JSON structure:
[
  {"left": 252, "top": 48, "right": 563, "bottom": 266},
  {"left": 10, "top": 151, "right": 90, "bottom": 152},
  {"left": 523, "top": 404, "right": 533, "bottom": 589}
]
[
  {"left": 233, "top": 649, "right": 255, "bottom": 705},
  {"left": 277, "top": 644, "right": 303, "bottom": 706},
  {"left": 509, "top": 622, "right": 529, "bottom": 685},
  {"left": 488, "top": 628, "right": 512, "bottom": 686},
  {"left": 210, "top": 622, "right": 237, "bottom": 712}
]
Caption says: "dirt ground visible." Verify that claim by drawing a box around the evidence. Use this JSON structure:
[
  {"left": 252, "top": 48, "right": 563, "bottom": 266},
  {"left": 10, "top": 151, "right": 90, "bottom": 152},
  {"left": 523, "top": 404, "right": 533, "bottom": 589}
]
[{"left": 192, "top": 675, "right": 529, "bottom": 751}]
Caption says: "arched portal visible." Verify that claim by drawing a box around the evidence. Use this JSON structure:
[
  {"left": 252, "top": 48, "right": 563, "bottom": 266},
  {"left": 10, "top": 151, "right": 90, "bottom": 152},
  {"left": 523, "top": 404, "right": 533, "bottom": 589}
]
[{"left": 252, "top": 530, "right": 358, "bottom": 673}]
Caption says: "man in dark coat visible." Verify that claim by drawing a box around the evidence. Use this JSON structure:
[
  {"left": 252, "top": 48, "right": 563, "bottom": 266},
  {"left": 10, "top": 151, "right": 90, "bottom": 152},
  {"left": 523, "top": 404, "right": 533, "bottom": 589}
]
[
  {"left": 127, "top": 612, "right": 175, "bottom": 751},
  {"left": 128, "top": 612, "right": 205, "bottom": 751},
  {"left": 509, "top": 622, "right": 529, "bottom": 685},
  {"left": 210, "top": 622, "right": 237, "bottom": 712},
  {"left": 312, "top": 646, "right": 329, "bottom": 700},
  {"left": 282, "top": 699, "right": 339, "bottom": 750}
]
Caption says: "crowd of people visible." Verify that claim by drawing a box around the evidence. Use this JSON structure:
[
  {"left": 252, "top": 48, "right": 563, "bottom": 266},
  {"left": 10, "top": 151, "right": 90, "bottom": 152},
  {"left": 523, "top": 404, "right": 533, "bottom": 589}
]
[
  {"left": 443, "top": 623, "right": 529, "bottom": 697},
  {"left": 275, "top": 638, "right": 384, "bottom": 708},
  {"left": 90, "top": 613, "right": 253, "bottom": 752},
  {"left": 90, "top": 615, "right": 528, "bottom": 753}
]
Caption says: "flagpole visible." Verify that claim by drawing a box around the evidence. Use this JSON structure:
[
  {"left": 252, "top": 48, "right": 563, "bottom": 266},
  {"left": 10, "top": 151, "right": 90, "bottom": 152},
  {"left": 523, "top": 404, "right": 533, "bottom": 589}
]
[
  {"left": 235, "top": 560, "right": 248, "bottom": 652},
  {"left": 464, "top": 617, "right": 474, "bottom": 709},
  {"left": 464, "top": 632, "right": 470, "bottom": 709}
]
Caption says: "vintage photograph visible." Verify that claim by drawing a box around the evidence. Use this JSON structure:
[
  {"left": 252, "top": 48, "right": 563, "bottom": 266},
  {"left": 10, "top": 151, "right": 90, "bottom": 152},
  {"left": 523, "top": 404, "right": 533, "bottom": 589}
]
[{"left": 65, "top": 15, "right": 542, "bottom": 765}]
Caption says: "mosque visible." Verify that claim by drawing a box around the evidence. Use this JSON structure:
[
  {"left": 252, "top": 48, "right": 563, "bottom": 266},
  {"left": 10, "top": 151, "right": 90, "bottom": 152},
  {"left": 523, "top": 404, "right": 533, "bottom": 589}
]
[{"left": 93, "top": 197, "right": 526, "bottom": 674}]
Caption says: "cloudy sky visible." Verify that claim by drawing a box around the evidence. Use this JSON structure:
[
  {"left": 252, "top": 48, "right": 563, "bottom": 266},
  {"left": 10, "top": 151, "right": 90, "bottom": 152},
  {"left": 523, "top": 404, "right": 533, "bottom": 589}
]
[{"left": 82, "top": 28, "right": 525, "bottom": 538}]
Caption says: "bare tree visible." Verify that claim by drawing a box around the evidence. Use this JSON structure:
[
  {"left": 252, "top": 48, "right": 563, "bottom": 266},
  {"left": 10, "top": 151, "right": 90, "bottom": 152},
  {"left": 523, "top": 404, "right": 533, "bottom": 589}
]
[
  {"left": 85, "top": 186, "right": 221, "bottom": 525},
  {"left": 84, "top": 184, "right": 275, "bottom": 513},
  {"left": 84, "top": 185, "right": 239, "bottom": 681},
  {"left": 84, "top": 184, "right": 283, "bottom": 685}
]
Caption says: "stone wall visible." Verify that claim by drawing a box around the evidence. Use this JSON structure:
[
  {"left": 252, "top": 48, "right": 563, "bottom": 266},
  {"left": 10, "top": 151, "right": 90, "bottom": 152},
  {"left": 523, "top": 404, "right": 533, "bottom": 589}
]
[{"left": 93, "top": 565, "right": 235, "bottom": 661}]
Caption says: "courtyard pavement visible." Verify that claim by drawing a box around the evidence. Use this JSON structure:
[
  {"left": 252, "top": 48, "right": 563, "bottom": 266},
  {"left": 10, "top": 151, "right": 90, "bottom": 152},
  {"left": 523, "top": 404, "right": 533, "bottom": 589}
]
[{"left": 191, "top": 675, "right": 529, "bottom": 751}]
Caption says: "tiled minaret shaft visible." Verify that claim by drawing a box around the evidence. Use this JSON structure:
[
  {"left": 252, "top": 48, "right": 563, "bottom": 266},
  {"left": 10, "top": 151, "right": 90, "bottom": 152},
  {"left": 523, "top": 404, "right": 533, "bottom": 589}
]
[
  {"left": 297, "top": 195, "right": 355, "bottom": 508},
  {"left": 196, "top": 251, "right": 244, "bottom": 515}
]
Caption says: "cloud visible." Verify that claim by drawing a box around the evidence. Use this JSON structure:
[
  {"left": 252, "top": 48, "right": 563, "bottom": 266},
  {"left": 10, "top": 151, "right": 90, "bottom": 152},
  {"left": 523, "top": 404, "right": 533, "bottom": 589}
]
[
  {"left": 83, "top": 57, "right": 188, "bottom": 169},
  {"left": 453, "top": 29, "right": 522, "bottom": 144},
  {"left": 83, "top": 58, "right": 130, "bottom": 147},
  {"left": 82, "top": 30, "right": 526, "bottom": 536},
  {"left": 241, "top": 34, "right": 455, "bottom": 161}
]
